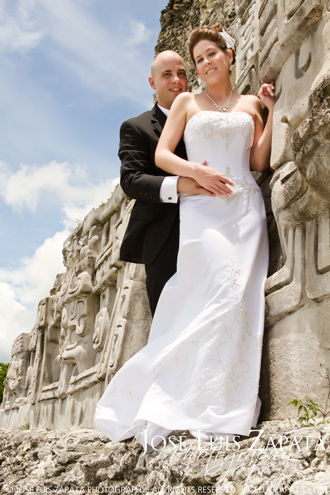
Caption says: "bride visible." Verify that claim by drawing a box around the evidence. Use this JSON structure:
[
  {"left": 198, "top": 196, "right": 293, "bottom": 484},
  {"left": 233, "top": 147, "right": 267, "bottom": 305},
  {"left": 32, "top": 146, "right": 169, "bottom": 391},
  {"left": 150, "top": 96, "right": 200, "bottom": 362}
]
[{"left": 94, "top": 24, "right": 275, "bottom": 451}]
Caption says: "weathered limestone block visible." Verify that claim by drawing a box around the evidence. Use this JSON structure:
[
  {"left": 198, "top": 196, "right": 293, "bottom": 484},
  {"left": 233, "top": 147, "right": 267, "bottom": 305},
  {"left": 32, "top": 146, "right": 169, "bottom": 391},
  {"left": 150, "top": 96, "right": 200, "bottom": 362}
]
[
  {"left": 2, "top": 334, "right": 30, "bottom": 410},
  {"left": 1, "top": 421, "right": 330, "bottom": 492},
  {"left": 58, "top": 294, "right": 98, "bottom": 393},
  {"left": 93, "top": 307, "right": 110, "bottom": 354},
  {"left": 0, "top": 186, "right": 151, "bottom": 429},
  {"left": 260, "top": 0, "right": 325, "bottom": 82},
  {"left": 234, "top": 0, "right": 259, "bottom": 94},
  {"left": 39, "top": 298, "right": 60, "bottom": 389},
  {"left": 96, "top": 262, "right": 151, "bottom": 388},
  {"left": 262, "top": 299, "right": 330, "bottom": 418},
  {"left": 260, "top": 6, "right": 330, "bottom": 418},
  {"left": 156, "top": 0, "right": 236, "bottom": 91},
  {"left": 164, "top": 0, "right": 330, "bottom": 420}
]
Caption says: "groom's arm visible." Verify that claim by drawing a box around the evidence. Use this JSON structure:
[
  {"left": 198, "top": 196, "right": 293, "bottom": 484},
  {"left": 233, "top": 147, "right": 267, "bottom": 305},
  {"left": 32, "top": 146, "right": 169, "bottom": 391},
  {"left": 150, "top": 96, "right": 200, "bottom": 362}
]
[
  {"left": 119, "top": 118, "right": 210, "bottom": 202},
  {"left": 119, "top": 119, "right": 167, "bottom": 204}
]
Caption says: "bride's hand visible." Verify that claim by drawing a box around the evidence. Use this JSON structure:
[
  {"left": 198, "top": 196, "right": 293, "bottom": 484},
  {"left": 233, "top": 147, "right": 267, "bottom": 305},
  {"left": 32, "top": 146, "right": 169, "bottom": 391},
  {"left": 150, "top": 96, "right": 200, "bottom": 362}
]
[
  {"left": 177, "top": 177, "right": 216, "bottom": 196},
  {"left": 258, "top": 83, "right": 276, "bottom": 110},
  {"left": 194, "top": 161, "right": 234, "bottom": 196}
]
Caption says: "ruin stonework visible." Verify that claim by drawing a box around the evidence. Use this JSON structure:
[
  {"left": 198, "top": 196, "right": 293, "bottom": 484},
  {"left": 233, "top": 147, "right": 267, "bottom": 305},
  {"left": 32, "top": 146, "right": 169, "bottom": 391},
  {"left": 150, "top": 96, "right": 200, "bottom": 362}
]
[
  {"left": 1, "top": 421, "right": 330, "bottom": 492},
  {"left": 1, "top": 0, "right": 330, "bottom": 430},
  {"left": 0, "top": 187, "right": 152, "bottom": 429}
]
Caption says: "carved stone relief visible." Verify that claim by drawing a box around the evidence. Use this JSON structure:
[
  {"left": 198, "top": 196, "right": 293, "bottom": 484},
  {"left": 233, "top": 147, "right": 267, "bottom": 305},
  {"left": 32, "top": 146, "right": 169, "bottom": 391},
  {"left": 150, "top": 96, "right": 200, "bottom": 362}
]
[
  {"left": 259, "top": 4, "right": 330, "bottom": 418},
  {"left": 2, "top": 334, "right": 30, "bottom": 409},
  {"left": 0, "top": 187, "right": 151, "bottom": 428}
]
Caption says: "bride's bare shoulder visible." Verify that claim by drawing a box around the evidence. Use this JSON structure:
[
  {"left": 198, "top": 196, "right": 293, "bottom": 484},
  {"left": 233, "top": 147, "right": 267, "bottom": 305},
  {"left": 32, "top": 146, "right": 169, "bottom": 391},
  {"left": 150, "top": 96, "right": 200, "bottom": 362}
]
[
  {"left": 174, "top": 92, "right": 195, "bottom": 105},
  {"left": 170, "top": 92, "right": 200, "bottom": 117},
  {"left": 235, "top": 93, "right": 262, "bottom": 117},
  {"left": 239, "top": 94, "right": 260, "bottom": 105}
]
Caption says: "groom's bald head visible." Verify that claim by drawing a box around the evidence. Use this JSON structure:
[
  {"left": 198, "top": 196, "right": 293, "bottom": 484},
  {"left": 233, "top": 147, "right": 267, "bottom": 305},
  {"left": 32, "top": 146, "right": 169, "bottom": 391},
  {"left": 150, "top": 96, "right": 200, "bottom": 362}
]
[{"left": 148, "top": 50, "right": 187, "bottom": 109}]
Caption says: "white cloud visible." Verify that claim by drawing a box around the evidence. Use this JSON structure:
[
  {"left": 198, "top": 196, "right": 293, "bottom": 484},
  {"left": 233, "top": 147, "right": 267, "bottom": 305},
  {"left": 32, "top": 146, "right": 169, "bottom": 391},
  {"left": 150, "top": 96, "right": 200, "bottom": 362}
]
[
  {"left": 4, "top": 161, "right": 73, "bottom": 211},
  {"left": 0, "top": 230, "right": 69, "bottom": 363},
  {"left": 62, "top": 203, "right": 96, "bottom": 230},
  {"left": 0, "top": 283, "right": 33, "bottom": 363},
  {"left": 1, "top": 160, "right": 119, "bottom": 220},
  {"left": 0, "top": 158, "right": 120, "bottom": 362},
  {"left": 0, "top": 160, "right": 11, "bottom": 189},
  {"left": 125, "top": 19, "right": 151, "bottom": 47},
  {"left": 45, "top": 5, "right": 152, "bottom": 104},
  {"left": 0, "top": 0, "right": 45, "bottom": 53},
  {"left": 0, "top": 0, "right": 154, "bottom": 106},
  {"left": 62, "top": 177, "right": 120, "bottom": 229},
  {"left": 2, "top": 231, "right": 69, "bottom": 305}
]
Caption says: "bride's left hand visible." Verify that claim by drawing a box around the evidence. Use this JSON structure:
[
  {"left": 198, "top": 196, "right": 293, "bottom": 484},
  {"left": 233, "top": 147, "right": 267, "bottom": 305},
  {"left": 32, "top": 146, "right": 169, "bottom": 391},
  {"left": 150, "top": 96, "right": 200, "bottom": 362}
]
[{"left": 258, "top": 83, "right": 276, "bottom": 110}]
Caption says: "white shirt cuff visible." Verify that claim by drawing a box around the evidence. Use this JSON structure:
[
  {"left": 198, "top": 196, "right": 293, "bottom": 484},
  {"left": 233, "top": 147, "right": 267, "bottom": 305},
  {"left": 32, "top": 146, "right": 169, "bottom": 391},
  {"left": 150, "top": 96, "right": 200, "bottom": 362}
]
[{"left": 160, "top": 176, "right": 179, "bottom": 203}]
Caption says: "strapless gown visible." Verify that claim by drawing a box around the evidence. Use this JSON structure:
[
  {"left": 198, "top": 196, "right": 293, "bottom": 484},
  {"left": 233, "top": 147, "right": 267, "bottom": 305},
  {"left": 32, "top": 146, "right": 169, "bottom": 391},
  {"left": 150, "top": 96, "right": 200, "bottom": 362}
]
[{"left": 94, "top": 111, "right": 269, "bottom": 449}]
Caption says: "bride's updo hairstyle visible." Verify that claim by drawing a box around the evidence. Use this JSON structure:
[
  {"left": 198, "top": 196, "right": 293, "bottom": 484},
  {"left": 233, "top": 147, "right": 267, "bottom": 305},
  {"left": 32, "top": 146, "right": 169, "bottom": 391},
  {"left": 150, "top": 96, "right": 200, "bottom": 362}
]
[{"left": 188, "top": 24, "right": 236, "bottom": 67}]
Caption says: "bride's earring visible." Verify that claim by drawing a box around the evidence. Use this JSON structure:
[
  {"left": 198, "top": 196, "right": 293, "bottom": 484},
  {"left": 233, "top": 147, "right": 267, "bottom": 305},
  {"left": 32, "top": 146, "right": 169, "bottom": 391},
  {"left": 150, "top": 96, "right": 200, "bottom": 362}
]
[{"left": 229, "top": 61, "right": 232, "bottom": 73}]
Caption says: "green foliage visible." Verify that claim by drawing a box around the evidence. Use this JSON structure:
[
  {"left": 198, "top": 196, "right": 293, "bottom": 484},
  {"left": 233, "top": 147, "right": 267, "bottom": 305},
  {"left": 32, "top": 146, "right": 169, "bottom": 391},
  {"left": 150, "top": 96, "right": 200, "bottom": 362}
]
[
  {"left": 288, "top": 368, "right": 330, "bottom": 427},
  {"left": 288, "top": 397, "right": 324, "bottom": 427},
  {"left": 0, "top": 362, "right": 9, "bottom": 404},
  {"left": 19, "top": 419, "right": 30, "bottom": 430}
]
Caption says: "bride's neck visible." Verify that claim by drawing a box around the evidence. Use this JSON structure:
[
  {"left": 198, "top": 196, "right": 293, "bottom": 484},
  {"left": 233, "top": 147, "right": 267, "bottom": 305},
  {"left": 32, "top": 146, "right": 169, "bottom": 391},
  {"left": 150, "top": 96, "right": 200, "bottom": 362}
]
[{"left": 205, "top": 80, "right": 232, "bottom": 100}]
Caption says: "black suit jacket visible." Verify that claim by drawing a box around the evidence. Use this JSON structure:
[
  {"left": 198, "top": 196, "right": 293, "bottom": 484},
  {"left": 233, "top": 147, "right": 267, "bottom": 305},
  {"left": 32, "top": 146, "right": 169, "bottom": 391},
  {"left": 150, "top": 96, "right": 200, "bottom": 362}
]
[{"left": 119, "top": 104, "right": 187, "bottom": 265}]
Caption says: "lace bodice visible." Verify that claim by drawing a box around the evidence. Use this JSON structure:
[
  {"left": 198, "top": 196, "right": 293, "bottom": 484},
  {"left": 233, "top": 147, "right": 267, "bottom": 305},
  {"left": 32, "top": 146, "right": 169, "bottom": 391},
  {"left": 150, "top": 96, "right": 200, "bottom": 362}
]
[{"left": 184, "top": 111, "right": 255, "bottom": 179}]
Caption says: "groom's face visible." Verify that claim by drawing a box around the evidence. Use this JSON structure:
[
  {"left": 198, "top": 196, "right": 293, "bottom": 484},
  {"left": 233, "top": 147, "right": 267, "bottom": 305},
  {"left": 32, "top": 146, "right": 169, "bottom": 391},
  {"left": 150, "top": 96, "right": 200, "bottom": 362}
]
[{"left": 149, "top": 51, "right": 187, "bottom": 110}]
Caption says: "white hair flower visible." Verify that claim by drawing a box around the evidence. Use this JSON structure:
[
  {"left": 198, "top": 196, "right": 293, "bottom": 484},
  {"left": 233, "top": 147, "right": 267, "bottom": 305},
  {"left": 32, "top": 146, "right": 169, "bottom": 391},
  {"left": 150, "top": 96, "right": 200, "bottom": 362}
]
[{"left": 220, "top": 30, "right": 235, "bottom": 51}]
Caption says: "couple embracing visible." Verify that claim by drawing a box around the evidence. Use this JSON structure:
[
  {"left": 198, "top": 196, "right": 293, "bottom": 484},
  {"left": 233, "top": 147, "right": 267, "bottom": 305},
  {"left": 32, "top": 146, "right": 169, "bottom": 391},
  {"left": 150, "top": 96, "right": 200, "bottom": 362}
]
[{"left": 94, "top": 24, "right": 275, "bottom": 452}]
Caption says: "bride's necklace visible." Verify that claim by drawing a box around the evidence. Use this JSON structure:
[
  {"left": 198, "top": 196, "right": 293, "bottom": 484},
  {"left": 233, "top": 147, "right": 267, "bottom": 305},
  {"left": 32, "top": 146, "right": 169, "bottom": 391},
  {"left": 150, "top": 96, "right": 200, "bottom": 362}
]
[{"left": 204, "top": 90, "right": 232, "bottom": 112}]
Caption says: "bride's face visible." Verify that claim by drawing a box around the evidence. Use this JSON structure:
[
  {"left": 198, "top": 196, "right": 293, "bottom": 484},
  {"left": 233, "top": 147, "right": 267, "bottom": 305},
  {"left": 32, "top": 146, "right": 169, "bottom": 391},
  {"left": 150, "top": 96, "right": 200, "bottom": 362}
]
[{"left": 193, "top": 40, "right": 232, "bottom": 83}]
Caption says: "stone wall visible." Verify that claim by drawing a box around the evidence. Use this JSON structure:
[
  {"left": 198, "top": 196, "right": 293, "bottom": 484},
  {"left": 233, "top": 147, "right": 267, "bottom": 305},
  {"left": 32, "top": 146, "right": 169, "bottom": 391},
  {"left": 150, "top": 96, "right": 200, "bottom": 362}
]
[
  {"left": 1, "top": 0, "right": 330, "bottom": 430},
  {"left": 156, "top": 0, "right": 236, "bottom": 93},
  {"left": 1, "top": 421, "right": 330, "bottom": 493},
  {"left": 240, "top": 0, "right": 330, "bottom": 419},
  {"left": 157, "top": 0, "right": 330, "bottom": 419},
  {"left": 0, "top": 186, "right": 152, "bottom": 429}
]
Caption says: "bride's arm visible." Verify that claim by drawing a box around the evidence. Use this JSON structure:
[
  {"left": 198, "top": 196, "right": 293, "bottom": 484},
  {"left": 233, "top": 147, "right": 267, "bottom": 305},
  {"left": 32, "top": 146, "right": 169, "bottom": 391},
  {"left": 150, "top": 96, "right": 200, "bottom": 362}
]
[
  {"left": 155, "top": 93, "right": 234, "bottom": 197},
  {"left": 250, "top": 83, "right": 275, "bottom": 172}
]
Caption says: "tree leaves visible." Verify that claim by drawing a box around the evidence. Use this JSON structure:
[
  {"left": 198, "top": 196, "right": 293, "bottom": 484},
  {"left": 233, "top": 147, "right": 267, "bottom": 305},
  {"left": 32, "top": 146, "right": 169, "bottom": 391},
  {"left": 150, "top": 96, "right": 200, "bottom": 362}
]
[
  {"left": 288, "top": 395, "right": 330, "bottom": 427},
  {"left": 0, "top": 363, "right": 10, "bottom": 404}
]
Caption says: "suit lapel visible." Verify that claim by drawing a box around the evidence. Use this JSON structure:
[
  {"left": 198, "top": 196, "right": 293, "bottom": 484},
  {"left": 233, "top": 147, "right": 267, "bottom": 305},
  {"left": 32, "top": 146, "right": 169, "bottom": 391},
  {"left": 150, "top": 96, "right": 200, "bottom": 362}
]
[
  {"left": 150, "top": 103, "right": 187, "bottom": 161},
  {"left": 151, "top": 104, "right": 166, "bottom": 138}
]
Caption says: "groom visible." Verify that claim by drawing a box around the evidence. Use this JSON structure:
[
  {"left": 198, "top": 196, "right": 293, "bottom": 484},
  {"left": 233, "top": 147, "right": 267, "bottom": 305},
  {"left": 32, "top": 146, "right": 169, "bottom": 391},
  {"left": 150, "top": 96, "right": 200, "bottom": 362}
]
[{"left": 119, "top": 50, "right": 208, "bottom": 315}]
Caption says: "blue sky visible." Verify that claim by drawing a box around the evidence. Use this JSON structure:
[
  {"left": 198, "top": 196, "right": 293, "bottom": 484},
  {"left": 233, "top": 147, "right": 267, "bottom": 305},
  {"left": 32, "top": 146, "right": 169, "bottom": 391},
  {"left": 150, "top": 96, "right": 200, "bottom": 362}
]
[{"left": 0, "top": 0, "right": 168, "bottom": 363}]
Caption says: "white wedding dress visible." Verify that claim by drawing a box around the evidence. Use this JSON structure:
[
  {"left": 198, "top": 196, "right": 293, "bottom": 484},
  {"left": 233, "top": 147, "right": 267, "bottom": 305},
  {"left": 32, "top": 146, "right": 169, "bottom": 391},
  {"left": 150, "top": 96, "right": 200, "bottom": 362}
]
[{"left": 94, "top": 111, "right": 269, "bottom": 449}]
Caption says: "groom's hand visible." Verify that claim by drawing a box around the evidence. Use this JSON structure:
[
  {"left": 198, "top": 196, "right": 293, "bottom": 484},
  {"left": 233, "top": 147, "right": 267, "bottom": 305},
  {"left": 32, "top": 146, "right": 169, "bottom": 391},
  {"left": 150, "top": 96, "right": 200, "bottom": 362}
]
[{"left": 177, "top": 177, "right": 215, "bottom": 196}]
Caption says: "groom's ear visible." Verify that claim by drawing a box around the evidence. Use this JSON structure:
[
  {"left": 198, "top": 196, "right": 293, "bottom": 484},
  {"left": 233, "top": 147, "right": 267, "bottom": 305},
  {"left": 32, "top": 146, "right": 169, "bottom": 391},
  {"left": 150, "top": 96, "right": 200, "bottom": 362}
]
[{"left": 148, "top": 76, "right": 156, "bottom": 90}]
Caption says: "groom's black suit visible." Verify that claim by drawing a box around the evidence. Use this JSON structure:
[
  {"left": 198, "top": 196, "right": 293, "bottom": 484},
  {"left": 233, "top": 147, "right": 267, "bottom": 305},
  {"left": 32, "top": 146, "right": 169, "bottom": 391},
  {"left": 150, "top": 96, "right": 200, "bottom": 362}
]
[{"left": 119, "top": 104, "right": 187, "bottom": 314}]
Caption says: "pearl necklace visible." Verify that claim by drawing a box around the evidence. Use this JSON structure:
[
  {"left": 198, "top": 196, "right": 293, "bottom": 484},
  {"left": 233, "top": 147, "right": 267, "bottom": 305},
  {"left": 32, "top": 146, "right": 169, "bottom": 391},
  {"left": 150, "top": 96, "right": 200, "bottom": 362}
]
[{"left": 204, "top": 90, "right": 232, "bottom": 112}]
